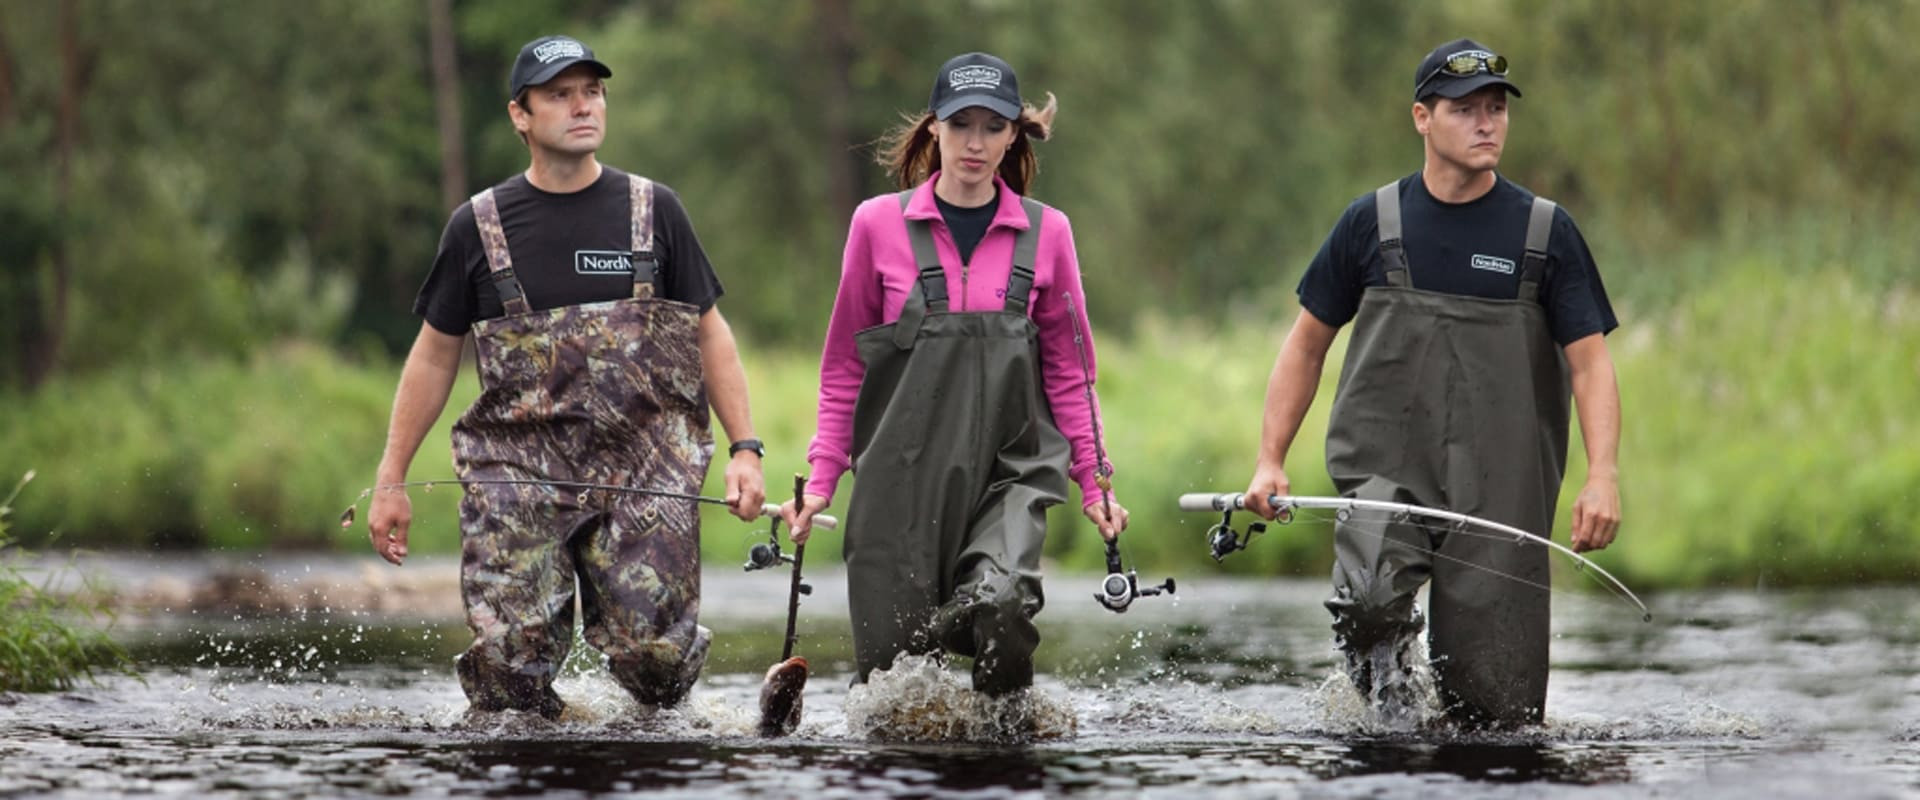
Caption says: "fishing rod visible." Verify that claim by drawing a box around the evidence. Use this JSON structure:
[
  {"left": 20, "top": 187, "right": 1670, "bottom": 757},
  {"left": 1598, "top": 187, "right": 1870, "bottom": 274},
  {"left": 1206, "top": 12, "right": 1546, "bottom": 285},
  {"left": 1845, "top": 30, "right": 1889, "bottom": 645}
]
[
  {"left": 1063, "top": 295, "right": 1115, "bottom": 522},
  {"left": 339, "top": 478, "right": 834, "bottom": 530},
  {"left": 1178, "top": 492, "right": 1650, "bottom": 622},
  {"left": 1066, "top": 294, "right": 1174, "bottom": 613},
  {"left": 741, "top": 485, "right": 838, "bottom": 579},
  {"left": 755, "top": 474, "right": 818, "bottom": 737}
]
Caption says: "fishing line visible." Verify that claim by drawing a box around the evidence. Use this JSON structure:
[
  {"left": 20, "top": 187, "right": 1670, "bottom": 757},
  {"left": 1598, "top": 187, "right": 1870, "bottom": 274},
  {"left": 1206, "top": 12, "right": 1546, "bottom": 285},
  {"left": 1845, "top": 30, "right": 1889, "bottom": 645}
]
[
  {"left": 1183, "top": 493, "right": 1649, "bottom": 621},
  {"left": 340, "top": 478, "right": 732, "bottom": 528},
  {"left": 1283, "top": 507, "right": 1646, "bottom": 618}
]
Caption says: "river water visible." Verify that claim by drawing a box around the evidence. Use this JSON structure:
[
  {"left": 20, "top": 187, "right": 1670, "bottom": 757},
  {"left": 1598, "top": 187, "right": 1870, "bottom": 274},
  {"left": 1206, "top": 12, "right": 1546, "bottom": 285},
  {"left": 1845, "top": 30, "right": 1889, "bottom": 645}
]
[{"left": 2, "top": 554, "right": 1916, "bottom": 798}]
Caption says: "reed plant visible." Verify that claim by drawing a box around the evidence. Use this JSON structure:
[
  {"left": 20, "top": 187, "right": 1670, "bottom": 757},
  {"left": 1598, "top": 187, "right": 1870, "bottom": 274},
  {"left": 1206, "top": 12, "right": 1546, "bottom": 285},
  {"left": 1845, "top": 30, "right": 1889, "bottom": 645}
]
[{"left": 0, "top": 472, "right": 136, "bottom": 692}]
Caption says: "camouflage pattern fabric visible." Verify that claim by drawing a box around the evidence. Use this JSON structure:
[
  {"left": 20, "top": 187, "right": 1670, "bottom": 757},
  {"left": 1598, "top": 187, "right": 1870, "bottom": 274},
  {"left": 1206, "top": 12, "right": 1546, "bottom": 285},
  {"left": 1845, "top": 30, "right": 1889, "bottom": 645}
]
[{"left": 449, "top": 174, "right": 714, "bottom": 714}]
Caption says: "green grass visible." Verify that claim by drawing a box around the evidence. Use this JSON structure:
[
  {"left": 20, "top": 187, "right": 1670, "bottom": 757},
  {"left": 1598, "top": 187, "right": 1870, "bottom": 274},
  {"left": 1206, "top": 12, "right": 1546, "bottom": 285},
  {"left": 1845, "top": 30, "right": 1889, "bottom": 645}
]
[
  {"left": 0, "top": 472, "right": 136, "bottom": 692},
  {"left": 2, "top": 258, "right": 1914, "bottom": 589}
]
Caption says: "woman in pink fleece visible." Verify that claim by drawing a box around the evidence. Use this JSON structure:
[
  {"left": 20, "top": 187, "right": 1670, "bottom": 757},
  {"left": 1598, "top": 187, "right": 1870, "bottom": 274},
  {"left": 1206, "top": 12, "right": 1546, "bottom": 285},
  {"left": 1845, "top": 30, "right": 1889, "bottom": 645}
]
[{"left": 780, "top": 52, "right": 1127, "bottom": 696}]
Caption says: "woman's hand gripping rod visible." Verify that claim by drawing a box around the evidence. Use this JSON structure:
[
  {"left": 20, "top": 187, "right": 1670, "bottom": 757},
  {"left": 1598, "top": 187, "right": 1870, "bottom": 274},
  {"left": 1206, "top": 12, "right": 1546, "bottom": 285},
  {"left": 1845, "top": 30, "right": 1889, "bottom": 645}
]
[{"left": 743, "top": 504, "right": 838, "bottom": 575}]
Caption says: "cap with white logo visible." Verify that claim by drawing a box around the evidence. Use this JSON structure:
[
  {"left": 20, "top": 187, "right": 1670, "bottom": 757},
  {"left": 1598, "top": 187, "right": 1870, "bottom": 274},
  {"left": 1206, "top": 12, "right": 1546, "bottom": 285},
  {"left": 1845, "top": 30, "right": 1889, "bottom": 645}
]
[
  {"left": 509, "top": 35, "right": 612, "bottom": 99},
  {"left": 928, "top": 52, "right": 1022, "bottom": 121}
]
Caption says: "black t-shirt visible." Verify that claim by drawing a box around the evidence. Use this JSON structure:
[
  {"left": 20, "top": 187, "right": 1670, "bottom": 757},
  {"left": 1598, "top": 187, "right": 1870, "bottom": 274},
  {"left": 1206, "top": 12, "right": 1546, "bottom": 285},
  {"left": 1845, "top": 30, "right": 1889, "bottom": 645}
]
[
  {"left": 935, "top": 190, "right": 998, "bottom": 265},
  {"left": 1295, "top": 173, "right": 1617, "bottom": 346},
  {"left": 414, "top": 166, "right": 724, "bottom": 336}
]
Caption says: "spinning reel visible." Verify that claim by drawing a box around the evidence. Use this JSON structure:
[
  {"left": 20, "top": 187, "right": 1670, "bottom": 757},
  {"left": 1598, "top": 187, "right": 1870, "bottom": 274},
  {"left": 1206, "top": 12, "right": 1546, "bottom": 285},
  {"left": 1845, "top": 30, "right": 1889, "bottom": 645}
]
[
  {"left": 1094, "top": 539, "right": 1176, "bottom": 613},
  {"left": 1203, "top": 496, "right": 1296, "bottom": 562},
  {"left": 744, "top": 527, "right": 809, "bottom": 595},
  {"left": 742, "top": 496, "right": 839, "bottom": 598}
]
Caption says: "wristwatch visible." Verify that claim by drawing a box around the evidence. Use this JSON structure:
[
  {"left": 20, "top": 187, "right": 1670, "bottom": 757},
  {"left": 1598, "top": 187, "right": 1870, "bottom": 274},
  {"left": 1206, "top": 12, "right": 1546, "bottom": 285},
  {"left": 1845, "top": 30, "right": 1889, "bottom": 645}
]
[{"left": 728, "top": 438, "right": 765, "bottom": 459}]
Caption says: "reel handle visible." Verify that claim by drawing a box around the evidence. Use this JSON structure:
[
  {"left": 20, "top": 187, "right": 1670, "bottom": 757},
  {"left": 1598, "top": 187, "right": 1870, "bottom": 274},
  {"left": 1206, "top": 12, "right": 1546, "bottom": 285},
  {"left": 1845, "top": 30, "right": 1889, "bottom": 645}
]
[
  {"left": 757, "top": 503, "right": 837, "bottom": 530},
  {"left": 1177, "top": 492, "right": 1245, "bottom": 512}
]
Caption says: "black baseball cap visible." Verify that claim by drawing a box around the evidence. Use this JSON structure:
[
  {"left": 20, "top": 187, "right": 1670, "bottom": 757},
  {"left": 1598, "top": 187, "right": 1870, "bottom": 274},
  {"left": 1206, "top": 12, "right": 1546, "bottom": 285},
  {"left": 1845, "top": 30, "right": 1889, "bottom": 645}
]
[
  {"left": 509, "top": 35, "right": 612, "bottom": 99},
  {"left": 1413, "top": 38, "right": 1522, "bottom": 101},
  {"left": 928, "top": 52, "right": 1022, "bottom": 120}
]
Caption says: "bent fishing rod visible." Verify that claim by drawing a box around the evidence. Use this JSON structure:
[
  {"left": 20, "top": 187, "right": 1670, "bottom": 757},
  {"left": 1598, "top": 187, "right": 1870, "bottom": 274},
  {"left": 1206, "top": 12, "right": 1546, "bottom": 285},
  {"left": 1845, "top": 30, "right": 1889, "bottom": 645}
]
[
  {"left": 1066, "top": 294, "right": 1174, "bottom": 613},
  {"left": 340, "top": 478, "right": 837, "bottom": 530},
  {"left": 1178, "top": 492, "right": 1650, "bottom": 622}
]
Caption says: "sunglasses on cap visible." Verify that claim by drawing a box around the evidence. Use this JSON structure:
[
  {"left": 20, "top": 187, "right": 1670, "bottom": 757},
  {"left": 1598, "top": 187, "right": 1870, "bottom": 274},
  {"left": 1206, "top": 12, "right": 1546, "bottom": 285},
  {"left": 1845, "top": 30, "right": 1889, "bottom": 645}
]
[{"left": 1416, "top": 50, "right": 1510, "bottom": 94}]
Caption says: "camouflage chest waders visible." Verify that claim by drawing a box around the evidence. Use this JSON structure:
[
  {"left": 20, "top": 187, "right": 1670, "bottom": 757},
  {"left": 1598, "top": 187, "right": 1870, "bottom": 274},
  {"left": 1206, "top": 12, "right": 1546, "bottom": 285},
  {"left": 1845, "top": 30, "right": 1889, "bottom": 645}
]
[
  {"left": 1322, "top": 184, "right": 1571, "bottom": 726},
  {"left": 449, "top": 174, "right": 713, "bottom": 715},
  {"left": 842, "top": 192, "right": 1069, "bottom": 695}
]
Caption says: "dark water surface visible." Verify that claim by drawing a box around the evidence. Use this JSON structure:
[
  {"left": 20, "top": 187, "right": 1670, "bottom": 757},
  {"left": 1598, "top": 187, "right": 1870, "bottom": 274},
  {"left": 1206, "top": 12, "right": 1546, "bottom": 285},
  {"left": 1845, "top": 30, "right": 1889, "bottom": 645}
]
[{"left": 3, "top": 555, "right": 1917, "bottom": 798}]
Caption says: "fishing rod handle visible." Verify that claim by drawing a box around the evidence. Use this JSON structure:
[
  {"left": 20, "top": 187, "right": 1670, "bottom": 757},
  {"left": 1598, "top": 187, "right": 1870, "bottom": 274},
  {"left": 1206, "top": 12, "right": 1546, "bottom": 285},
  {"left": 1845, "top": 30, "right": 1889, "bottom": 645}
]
[
  {"left": 1177, "top": 492, "right": 1250, "bottom": 512},
  {"left": 759, "top": 503, "right": 837, "bottom": 530}
]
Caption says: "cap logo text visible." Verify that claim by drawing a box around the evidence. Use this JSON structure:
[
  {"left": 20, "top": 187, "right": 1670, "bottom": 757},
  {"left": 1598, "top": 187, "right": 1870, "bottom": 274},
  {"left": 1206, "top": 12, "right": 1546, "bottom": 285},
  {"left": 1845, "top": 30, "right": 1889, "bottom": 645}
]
[
  {"left": 948, "top": 66, "right": 1002, "bottom": 92},
  {"left": 533, "top": 39, "right": 586, "bottom": 64}
]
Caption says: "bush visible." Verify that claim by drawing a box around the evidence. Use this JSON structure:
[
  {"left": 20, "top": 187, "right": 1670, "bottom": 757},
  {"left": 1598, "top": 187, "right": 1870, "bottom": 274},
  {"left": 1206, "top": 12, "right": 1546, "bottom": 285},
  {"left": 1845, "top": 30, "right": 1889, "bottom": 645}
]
[
  {"left": 0, "top": 472, "right": 135, "bottom": 693},
  {"left": 3, "top": 249, "right": 1914, "bottom": 589}
]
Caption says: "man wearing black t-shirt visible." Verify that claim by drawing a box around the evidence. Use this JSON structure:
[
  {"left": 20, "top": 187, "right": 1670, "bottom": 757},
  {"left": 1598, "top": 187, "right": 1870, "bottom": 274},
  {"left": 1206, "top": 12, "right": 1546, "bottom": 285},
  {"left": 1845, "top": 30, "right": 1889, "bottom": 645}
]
[
  {"left": 364, "top": 35, "right": 765, "bottom": 717},
  {"left": 1243, "top": 38, "right": 1623, "bottom": 727}
]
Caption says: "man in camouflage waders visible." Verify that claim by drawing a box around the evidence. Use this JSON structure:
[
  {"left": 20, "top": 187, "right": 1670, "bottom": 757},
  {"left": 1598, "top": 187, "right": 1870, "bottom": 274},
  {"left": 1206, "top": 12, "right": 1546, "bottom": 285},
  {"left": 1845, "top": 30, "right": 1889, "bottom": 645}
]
[
  {"left": 1244, "top": 38, "right": 1624, "bottom": 727},
  {"left": 366, "top": 35, "right": 766, "bottom": 718}
]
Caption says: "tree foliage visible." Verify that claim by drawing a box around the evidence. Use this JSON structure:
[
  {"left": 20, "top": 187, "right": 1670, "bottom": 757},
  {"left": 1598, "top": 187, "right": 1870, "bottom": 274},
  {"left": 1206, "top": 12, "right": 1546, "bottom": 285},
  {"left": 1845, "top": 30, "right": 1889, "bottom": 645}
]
[{"left": 3, "top": 0, "right": 1915, "bottom": 382}]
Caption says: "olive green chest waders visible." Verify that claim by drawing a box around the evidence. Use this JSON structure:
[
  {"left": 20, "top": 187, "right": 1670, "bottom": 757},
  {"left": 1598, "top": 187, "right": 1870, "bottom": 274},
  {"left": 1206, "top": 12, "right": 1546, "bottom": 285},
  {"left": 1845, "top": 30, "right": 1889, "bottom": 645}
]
[
  {"left": 449, "top": 174, "right": 714, "bottom": 717},
  {"left": 843, "top": 192, "right": 1069, "bottom": 696},
  {"left": 1323, "top": 183, "right": 1571, "bottom": 726}
]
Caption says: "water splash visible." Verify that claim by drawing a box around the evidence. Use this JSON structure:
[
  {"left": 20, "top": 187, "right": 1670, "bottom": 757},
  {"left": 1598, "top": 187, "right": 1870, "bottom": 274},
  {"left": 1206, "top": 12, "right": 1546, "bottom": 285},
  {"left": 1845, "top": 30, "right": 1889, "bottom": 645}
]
[
  {"left": 1315, "top": 634, "right": 1441, "bottom": 735},
  {"left": 843, "top": 654, "right": 1077, "bottom": 742}
]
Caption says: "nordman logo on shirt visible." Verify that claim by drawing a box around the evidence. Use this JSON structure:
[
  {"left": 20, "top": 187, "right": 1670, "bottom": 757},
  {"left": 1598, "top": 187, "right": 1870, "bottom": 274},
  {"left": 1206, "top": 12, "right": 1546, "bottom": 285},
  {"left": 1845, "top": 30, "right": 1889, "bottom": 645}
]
[
  {"left": 1470, "top": 254, "right": 1516, "bottom": 275},
  {"left": 575, "top": 250, "right": 633, "bottom": 275}
]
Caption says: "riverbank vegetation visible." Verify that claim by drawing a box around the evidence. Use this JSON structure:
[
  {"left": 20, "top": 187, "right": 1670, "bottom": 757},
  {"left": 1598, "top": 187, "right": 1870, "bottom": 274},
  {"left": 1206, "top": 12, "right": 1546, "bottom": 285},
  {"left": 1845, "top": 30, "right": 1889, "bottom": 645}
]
[
  {"left": 2, "top": 236, "right": 1912, "bottom": 589},
  {"left": 2, "top": 2, "right": 1914, "bottom": 590},
  {"left": 0, "top": 472, "right": 135, "bottom": 692}
]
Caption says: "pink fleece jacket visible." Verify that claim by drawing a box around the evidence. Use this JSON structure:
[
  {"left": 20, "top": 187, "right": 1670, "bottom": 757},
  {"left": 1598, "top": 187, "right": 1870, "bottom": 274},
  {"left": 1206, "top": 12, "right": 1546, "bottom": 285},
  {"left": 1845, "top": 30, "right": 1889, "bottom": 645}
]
[{"left": 804, "top": 174, "right": 1115, "bottom": 509}]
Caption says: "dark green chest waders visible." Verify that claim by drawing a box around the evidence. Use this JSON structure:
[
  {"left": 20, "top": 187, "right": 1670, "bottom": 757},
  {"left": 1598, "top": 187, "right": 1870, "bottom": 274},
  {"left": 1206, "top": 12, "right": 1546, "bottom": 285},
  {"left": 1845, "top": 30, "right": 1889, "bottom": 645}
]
[
  {"left": 448, "top": 174, "right": 714, "bottom": 716},
  {"left": 1322, "top": 182, "right": 1571, "bottom": 726},
  {"left": 842, "top": 191, "right": 1070, "bottom": 696}
]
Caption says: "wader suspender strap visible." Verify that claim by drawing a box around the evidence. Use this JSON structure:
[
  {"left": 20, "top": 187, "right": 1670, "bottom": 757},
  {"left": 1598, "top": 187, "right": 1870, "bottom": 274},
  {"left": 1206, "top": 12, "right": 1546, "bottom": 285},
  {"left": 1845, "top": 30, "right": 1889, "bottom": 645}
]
[
  {"left": 1002, "top": 198, "right": 1043, "bottom": 314},
  {"left": 1376, "top": 183, "right": 1558, "bottom": 303},
  {"left": 1518, "top": 196, "right": 1555, "bottom": 302},
  {"left": 893, "top": 190, "right": 942, "bottom": 349},
  {"left": 890, "top": 190, "right": 1047, "bottom": 350},
  {"left": 1374, "top": 182, "right": 1411, "bottom": 288},
  {"left": 628, "top": 174, "right": 659, "bottom": 300},
  {"left": 472, "top": 188, "right": 530, "bottom": 316},
  {"left": 470, "top": 177, "right": 660, "bottom": 315},
  {"left": 900, "top": 191, "right": 949, "bottom": 311}
]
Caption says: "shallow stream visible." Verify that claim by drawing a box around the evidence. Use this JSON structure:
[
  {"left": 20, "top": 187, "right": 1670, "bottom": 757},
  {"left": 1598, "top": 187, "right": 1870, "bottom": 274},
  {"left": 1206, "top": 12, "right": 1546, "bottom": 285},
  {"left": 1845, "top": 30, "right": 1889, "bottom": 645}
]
[{"left": 3, "top": 555, "right": 1916, "bottom": 797}]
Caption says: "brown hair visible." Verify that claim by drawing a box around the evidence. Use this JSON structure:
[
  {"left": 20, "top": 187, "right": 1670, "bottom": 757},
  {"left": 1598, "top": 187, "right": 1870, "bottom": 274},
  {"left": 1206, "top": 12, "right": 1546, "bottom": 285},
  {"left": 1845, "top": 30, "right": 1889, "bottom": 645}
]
[{"left": 877, "top": 92, "right": 1058, "bottom": 196}]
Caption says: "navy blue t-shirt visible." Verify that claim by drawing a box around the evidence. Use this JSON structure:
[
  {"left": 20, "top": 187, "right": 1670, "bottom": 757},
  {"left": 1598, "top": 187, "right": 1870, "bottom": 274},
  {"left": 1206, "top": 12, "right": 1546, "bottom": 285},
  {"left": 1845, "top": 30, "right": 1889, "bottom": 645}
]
[
  {"left": 414, "top": 167, "right": 724, "bottom": 336},
  {"left": 935, "top": 189, "right": 998, "bottom": 265},
  {"left": 1295, "top": 173, "right": 1617, "bottom": 346}
]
